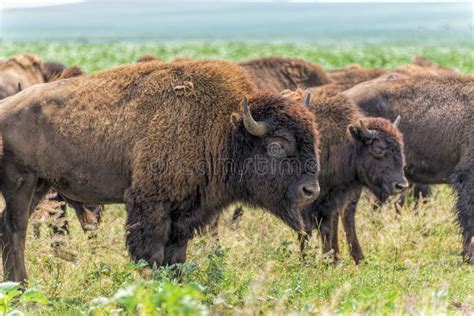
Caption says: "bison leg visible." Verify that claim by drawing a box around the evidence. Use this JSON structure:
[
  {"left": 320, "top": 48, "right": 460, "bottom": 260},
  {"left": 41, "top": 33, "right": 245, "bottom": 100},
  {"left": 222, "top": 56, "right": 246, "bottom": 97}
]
[
  {"left": 124, "top": 191, "right": 171, "bottom": 267},
  {"left": 0, "top": 164, "right": 39, "bottom": 282},
  {"left": 451, "top": 167, "right": 474, "bottom": 264},
  {"left": 342, "top": 190, "right": 364, "bottom": 264},
  {"left": 298, "top": 232, "right": 310, "bottom": 257},
  {"left": 317, "top": 214, "right": 333, "bottom": 255},
  {"left": 208, "top": 214, "right": 220, "bottom": 244},
  {"left": 231, "top": 206, "right": 244, "bottom": 225},
  {"left": 66, "top": 199, "right": 103, "bottom": 232},
  {"left": 29, "top": 181, "right": 54, "bottom": 238},
  {"left": 331, "top": 211, "right": 340, "bottom": 256},
  {"left": 413, "top": 184, "right": 432, "bottom": 207}
]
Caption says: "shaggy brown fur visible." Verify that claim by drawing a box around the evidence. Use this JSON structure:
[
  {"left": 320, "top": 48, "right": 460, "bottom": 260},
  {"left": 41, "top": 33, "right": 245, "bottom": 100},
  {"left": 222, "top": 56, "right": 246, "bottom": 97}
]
[
  {"left": 0, "top": 59, "right": 321, "bottom": 281},
  {"left": 57, "top": 65, "right": 85, "bottom": 80},
  {"left": 43, "top": 61, "right": 66, "bottom": 82},
  {"left": 327, "top": 57, "right": 456, "bottom": 208},
  {"left": 344, "top": 74, "right": 474, "bottom": 263},
  {"left": 328, "top": 64, "right": 387, "bottom": 92},
  {"left": 281, "top": 88, "right": 406, "bottom": 261},
  {"left": 326, "top": 57, "right": 456, "bottom": 93},
  {"left": 240, "top": 57, "right": 332, "bottom": 94}
]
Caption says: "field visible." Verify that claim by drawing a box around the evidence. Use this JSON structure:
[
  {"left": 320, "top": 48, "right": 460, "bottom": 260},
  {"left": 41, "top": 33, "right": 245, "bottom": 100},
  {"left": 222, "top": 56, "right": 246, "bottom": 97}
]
[{"left": 0, "top": 42, "right": 473, "bottom": 315}]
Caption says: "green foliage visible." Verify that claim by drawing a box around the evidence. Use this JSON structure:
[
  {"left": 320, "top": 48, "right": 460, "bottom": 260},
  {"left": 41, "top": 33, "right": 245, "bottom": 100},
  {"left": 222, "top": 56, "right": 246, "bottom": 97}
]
[
  {"left": 1, "top": 42, "right": 472, "bottom": 74},
  {"left": 89, "top": 280, "right": 207, "bottom": 316},
  {"left": 0, "top": 282, "right": 49, "bottom": 315}
]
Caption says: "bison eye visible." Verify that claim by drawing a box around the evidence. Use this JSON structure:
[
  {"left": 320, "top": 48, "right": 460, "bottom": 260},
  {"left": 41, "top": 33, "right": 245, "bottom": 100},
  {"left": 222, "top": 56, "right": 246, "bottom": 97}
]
[
  {"left": 371, "top": 146, "right": 386, "bottom": 158},
  {"left": 267, "top": 141, "right": 286, "bottom": 158}
]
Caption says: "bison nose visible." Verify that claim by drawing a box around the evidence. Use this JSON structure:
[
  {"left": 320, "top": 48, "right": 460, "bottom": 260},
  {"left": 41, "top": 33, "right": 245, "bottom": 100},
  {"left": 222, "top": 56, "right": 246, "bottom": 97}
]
[
  {"left": 392, "top": 178, "right": 409, "bottom": 193},
  {"left": 299, "top": 182, "right": 320, "bottom": 202}
]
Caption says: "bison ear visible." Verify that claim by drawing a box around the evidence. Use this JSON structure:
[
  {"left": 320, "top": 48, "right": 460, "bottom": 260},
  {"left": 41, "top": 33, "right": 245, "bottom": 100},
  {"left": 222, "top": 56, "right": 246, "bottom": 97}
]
[
  {"left": 349, "top": 125, "right": 374, "bottom": 145},
  {"left": 230, "top": 113, "right": 241, "bottom": 128}
]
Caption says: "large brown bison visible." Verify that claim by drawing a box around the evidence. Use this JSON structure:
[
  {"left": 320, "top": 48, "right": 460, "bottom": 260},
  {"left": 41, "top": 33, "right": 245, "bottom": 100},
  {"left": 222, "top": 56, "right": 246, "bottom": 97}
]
[
  {"left": 0, "top": 59, "right": 321, "bottom": 281},
  {"left": 240, "top": 57, "right": 332, "bottom": 94},
  {"left": 279, "top": 88, "right": 407, "bottom": 261},
  {"left": 344, "top": 74, "right": 474, "bottom": 263}
]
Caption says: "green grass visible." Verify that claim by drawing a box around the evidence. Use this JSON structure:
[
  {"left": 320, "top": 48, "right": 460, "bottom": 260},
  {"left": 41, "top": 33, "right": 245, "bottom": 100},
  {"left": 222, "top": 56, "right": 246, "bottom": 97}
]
[
  {"left": 1, "top": 42, "right": 473, "bottom": 73},
  {"left": 0, "top": 42, "right": 473, "bottom": 315}
]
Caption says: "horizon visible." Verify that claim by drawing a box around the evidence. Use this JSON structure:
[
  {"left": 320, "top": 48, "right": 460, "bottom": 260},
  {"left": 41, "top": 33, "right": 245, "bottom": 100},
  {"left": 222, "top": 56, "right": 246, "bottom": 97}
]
[{"left": 1, "top": 1, "right": 472, "bottom": 44}]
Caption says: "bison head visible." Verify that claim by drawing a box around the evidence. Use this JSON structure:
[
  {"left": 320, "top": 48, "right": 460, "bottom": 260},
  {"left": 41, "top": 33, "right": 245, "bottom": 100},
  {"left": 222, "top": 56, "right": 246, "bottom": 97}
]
[
  {"left": 229, "top": 93, "right": 320, "bottom": 231},
  {"left": 349, "top": 117, "right": 408, "bottom": 203},
  {"left": 43, "top": 61, "right": 66, "bottom": 82}
]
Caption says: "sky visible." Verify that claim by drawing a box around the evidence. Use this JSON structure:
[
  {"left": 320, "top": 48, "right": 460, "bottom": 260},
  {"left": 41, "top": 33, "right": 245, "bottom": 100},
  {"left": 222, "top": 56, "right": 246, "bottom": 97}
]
[{"left": 2, "top": 0, "right": 471, "bottom": 10}]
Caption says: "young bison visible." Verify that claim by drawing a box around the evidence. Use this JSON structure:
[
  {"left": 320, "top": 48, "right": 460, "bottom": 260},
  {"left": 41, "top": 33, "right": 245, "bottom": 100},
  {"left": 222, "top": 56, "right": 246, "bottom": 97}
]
[
  {"left": 0, "top": 60, "right": 321, "bottom": 282},
  {"left": 280, "top": 89, "right": 407, "bottom": 261},
  {"left": 240, "top": 57, "right": 332, "bottom": 94},
  {"left": 344, "top": 74, "right": 474, "bottom": 263}
]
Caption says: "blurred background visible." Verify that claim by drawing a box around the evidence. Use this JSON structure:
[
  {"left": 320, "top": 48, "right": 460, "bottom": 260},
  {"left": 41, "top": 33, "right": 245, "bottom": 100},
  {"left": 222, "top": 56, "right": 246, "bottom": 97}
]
[{"left": 1, "top": 0, "right": 472, "bottom": 44}]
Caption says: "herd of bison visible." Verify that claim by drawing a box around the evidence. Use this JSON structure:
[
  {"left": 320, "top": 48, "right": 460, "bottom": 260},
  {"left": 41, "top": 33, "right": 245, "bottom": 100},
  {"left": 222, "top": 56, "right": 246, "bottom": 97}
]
[{"left": 0, "top": 52, "right": 472, "bottom": 284}]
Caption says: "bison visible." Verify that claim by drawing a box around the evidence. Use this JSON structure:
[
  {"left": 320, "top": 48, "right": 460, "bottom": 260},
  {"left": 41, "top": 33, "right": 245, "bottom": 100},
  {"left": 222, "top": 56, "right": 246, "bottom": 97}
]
[
  {"left": 344, "top": 74, "right": 474, "bottom": 263},
  {"left": 0, "top": 59, "right": 321, "bottom": 282},
  {"left": 278, "top": 88, "right": 407, "bottom": 261},
  {"left": 240, "top": 57, "right": 332, "bottom": 94}
]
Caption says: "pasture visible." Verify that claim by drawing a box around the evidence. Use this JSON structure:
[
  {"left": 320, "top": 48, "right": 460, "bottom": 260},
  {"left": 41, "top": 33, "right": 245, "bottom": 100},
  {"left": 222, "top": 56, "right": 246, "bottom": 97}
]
[{"left": 0, "top": 42, "right": 473, "bottom": 315}]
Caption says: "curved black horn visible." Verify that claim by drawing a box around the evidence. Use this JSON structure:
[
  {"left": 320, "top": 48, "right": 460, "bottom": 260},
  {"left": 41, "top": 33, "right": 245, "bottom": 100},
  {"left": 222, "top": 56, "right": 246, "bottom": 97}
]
[{"left": 242, "top": 96, "right": 269, "bottom": 137}]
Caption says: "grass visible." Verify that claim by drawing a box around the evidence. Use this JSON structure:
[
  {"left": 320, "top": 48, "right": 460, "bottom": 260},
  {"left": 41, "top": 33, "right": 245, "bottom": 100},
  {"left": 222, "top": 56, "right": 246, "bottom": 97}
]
[{"left": 0, "top": 42, "right": 473, "bottom": 315}]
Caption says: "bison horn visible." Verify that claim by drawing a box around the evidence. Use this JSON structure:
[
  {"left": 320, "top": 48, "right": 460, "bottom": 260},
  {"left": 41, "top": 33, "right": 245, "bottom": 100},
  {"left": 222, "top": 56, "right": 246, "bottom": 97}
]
[
  {"left": 393, "top": 115, "right": 401, "bottom": 127},
  {"left": 360, "top": 120, "right": 376, "bottom": 139},
  {"left": 242, "top": 96, "right": 269, "bottom": 137},
  {"left": 303, "top": 91, "right": 311, "bottom": 107}
]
